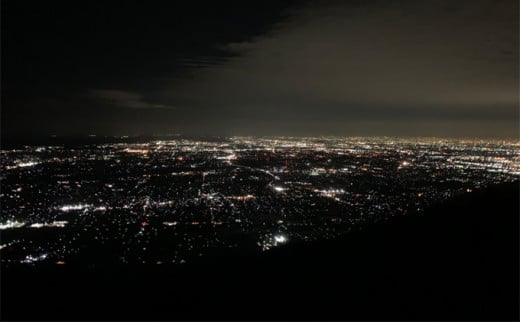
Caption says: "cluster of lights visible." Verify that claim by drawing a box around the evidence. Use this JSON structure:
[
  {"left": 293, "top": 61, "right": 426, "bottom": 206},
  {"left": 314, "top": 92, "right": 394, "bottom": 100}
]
[
  {"left": 5, "top": 161, "right": 40, "bottom": 170},
  {"left": 260, "top": 233, "right": 289, "bottom": 251},
  {"left": 29, "top": 221, "right": 68, "bottom": 228},
  {"left": 1, "top": 136, "right": 518, "bottom": 266},
  {"left": 0, "top": 220, "right": 26, "bottom": 230},
  {"left": 21, "top": 253, "right": 49, "bottom": 264},
  {"left": 58, "top": 204, "right": 91, "bottom": 212}
]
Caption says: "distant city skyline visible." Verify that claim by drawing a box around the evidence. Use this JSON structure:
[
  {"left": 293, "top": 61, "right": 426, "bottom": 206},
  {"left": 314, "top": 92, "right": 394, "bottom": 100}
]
[{"left": 2, "top": 0, "right": 518, "bottom": 139}]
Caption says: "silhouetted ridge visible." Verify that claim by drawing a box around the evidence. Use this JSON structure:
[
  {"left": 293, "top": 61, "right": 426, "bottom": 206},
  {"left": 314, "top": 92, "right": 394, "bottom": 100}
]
[{"left": 2, "top": 181, "right": 518, "bottom": 321}]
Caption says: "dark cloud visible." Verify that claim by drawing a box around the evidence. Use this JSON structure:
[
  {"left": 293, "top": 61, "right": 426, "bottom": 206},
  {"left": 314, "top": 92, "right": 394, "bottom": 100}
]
[
  {"left": 157, "top": 0, "right": 518, "bottom": 138},
  {"left": 90, "top": 90, "right": 175, "bottom": 110},
  {"left": 2, "top": 0, "right": 518, "bottom": 139}
]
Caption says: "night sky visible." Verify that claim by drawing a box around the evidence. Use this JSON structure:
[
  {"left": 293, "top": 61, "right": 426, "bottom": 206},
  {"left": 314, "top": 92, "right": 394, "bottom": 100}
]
[{"left": 2, "top": 0, "right": 518, "bottom": 139}]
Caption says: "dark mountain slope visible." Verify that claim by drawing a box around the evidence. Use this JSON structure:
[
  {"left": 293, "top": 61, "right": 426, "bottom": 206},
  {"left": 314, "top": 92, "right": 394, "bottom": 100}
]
[{"left": 2, "top": 182, "right": 518, "bottom": 321}]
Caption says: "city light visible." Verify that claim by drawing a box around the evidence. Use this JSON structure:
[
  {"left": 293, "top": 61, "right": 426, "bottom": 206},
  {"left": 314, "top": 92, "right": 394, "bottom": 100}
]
[
  {"left": 1, "top": 136, "right": 518, "bottom": 265},
  {"left": 0, "top": 220, "right": 26, "bottom": 230},
  {"left": 274, "top": 234, "right": 288, "bottom": 244},
  {"left": 59, "top": 204, "right": 91, "bottom": 212}
]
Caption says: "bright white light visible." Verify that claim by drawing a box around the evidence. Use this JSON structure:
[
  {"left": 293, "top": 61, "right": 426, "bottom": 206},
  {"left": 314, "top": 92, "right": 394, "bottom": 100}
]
[
  {"left": 0, "top": 220, "right": 25, "bottom": 230},
  {"left": 49, "top": 221, "right": 68, "bottom": 227},
  {"left": 59, "top": 204, "right": 90, "bottom": 212},
  {"left": 30, "top": 221, "right": 68, "bottom": 228},
  {"left": 21, "top": 253, "right": 48, "bottom": 264},
  {"left": 124, "top": 148, "right": 148, "bottom": 154},
  {"left": 273, "top": 186, "right": 286, "bottom": 192},
  {"left": 18, "top": 161, "right": 39, "bottom": 168},
  {"left": 274, "top": 234, "right": 287, "bottom": 244},
  {"left": 163, "top": 221, "right": 178, "bottom": 226},
  {"left": 216, "top": 154, "right": 236, "bottom": 160},
  {"left": 6, "top": 161, "right": 40, "bottom": 170}
]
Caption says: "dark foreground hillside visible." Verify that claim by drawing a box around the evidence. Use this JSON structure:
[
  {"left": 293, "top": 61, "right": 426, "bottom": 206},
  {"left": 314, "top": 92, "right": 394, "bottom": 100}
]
[{"left": 2, "top": 182, "right": 519, "bottom": 321}]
